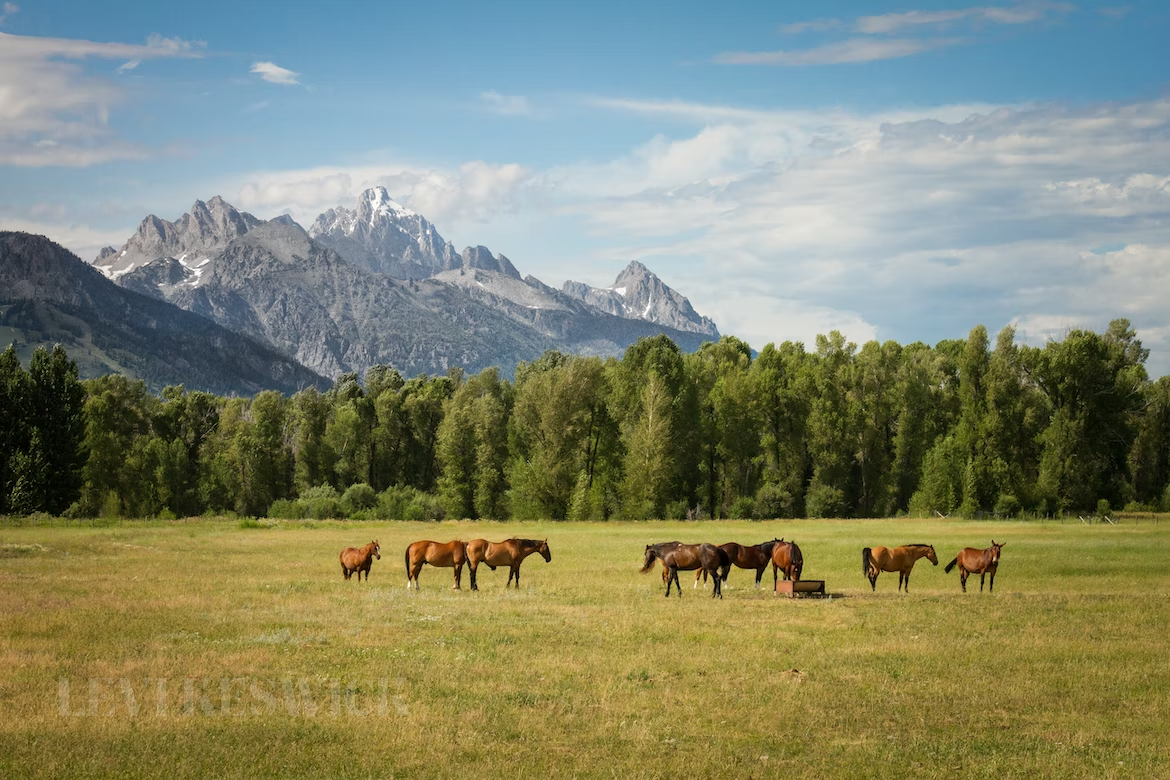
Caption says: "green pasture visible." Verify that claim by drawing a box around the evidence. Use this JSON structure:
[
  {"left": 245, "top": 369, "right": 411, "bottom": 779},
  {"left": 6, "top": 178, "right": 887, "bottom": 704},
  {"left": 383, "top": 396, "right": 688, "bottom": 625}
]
[{"left": 1, "top": 518, "right": 1168, "bottom": 778}]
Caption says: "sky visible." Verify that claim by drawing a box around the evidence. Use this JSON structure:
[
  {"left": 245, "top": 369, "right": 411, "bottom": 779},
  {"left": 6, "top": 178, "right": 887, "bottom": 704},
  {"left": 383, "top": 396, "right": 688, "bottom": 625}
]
[{"left": 2, "top": 0, "right": 1169, "bottom": 371}]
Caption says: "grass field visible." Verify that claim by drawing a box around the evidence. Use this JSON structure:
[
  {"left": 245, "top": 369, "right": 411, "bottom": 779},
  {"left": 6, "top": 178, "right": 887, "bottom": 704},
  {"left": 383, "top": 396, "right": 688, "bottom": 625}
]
[{"left": 1, "top": 517, "right": 1168, "bottom": 778}]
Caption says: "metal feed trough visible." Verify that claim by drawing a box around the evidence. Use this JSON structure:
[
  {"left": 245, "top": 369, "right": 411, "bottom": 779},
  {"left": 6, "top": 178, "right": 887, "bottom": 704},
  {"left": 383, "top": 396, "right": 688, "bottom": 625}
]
[{"left": 775, "top": 579, "right": 826, "bottom": 598}]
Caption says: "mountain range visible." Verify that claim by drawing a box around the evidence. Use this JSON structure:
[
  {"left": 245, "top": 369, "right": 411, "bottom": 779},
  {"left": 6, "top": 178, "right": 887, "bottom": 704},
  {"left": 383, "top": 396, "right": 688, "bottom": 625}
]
[
  {"left": 82, "top": 188, "right": 720, "bottom": 383},
  {"left": 0, "top": 231, "right": 328, "bottom": 395}
]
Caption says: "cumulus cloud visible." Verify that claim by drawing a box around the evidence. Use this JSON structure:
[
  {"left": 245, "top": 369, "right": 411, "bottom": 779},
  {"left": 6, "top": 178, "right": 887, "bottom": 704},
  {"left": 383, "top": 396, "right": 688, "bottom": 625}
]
[
  {"left": 0, "top": 31, "right": 205, "bottom": 165},
  {"left": 250, "top": 61, "right": 299, "bottom": 86},
  {"left": 233, "top": 160, "right": 540, "bottom": 235},
  {"left": 571, "top": 95, "right": 1170, "bottom": 370}
]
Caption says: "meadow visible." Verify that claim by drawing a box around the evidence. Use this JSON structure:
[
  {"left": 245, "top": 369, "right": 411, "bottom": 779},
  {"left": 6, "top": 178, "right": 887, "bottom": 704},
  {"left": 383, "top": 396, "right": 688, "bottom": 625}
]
[{"left": 1, "top": 517, "right": 1168, "bottom": 779}]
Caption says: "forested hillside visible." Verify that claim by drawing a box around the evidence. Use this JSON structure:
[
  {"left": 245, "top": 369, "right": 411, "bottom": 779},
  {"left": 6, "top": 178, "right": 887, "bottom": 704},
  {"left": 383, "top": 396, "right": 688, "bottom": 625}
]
[{"left": 3, "top": 319, "right": 1166, "bottom": 521}]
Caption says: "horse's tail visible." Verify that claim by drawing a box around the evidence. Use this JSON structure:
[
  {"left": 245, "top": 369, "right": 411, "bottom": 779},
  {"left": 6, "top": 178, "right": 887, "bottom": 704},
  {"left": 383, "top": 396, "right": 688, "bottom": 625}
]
[
  {"left": 404, "top": 546, "right": 411, "bottom": 578},
  {"left": 862, "top": 547, "right": 871, "bottom": 578},
  {"left": 639, "top": 549, "right": 658, "bottom": 573},
  {"left": 944, "top": 557, "right": 958, "bottom": 574}
]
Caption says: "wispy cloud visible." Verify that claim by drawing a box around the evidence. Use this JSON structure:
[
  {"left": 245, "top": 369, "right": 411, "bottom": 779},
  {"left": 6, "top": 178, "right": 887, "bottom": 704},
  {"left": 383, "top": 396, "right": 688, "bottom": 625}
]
[
  {"left": 250, "top": 61, "right": 299, "bottom": 86},
  {"left": 0, "top": 2, "right": 18, "bottom": 25},
  {"left": 715, "top": 37, "right": 946, "bottom": 66},
  {"left": 0, "top": 31, "right": 205, "bottom": 165},
  {"left": 115, "top": 59, "right": 139, "bottom": 74},
  {"left": 856, "top": 3, "right": 1073, "bottom": 34},
  {"left": 480, "top": 90, "right": 530, "bottom": 115},
  {"left": 753, "top": 3, "right": 1074, "bottom": 67}
]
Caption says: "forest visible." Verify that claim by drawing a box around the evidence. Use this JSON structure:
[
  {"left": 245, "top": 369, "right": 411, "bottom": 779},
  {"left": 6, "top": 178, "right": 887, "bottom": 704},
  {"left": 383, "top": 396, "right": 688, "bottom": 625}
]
[{"left": 2, "top": 318, "right": 1167, "bottom": 521}]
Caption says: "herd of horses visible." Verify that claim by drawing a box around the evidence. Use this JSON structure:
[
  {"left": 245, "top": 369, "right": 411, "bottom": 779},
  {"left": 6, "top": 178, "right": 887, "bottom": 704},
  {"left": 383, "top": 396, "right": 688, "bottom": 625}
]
[{"left": 337, "top": 536, "right": 1007, "bottom": 596}]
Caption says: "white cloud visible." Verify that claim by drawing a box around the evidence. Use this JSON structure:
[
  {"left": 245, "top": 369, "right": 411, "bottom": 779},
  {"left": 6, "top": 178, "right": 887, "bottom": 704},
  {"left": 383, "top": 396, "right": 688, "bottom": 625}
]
[
  {"left": 0, "top": 216, "right": 135, "bottom": 264},
  {"left": 0, "top": 31, "right": 205, "bottom": 166},
  {"left": 250, "top": 61, "right": 299, "bottom": 86},
  {"left": 480, "top": 90, "right": 530, "bottom": 115},
  {"left": 115, "top": 59, "right": 139, "bottom": 74},
  {"left": 0, "top": 2, "right": 18, "bottom": 25},
  {"left": 714, "top": 37, "right": 947, "bottom": 66},
  {"left": 232, "top": 160, "right": 540, "bottom": 235},
  {"left": 855, "top": 3, "right": 1071, "bottom": 34}
]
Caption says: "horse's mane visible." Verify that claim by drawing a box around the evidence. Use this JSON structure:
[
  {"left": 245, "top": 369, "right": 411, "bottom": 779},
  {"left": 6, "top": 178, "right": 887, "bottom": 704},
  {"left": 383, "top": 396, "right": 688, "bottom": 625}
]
[{"left": 906, "top": 543, "right": 934, "bottom": 549}]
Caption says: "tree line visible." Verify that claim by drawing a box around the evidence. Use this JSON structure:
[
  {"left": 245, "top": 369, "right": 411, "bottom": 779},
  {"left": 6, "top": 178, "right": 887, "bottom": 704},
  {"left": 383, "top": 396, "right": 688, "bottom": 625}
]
[{"left": 3, "top": 319, "right": 1168, "bottom": 521}]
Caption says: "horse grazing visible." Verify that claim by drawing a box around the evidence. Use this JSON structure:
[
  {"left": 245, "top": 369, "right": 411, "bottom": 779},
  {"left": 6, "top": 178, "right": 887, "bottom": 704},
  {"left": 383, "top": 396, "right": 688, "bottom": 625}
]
[
  {"left": 641, "top": 542, "right": 730, "bottom": 598},
  {"left": 340, "top": 540, "right": 380, "bottom": 582},
  {"left": 694, "top": 540, "right": 784, "bottom": 589},
  {"left": 771, "top": 540, "right": 804, "bottom": 587},
  {"left": 405, "top": 540, "right": 468, "bottom": 590},
  {"left": 862, "top": 544, "right": 938, "bottom": 592},
  {"left": 465, "top": 538, "right": 551, "bottom": 591},
  {"left": 944, "top": 540, "right": 1005, "bottom": 593}
]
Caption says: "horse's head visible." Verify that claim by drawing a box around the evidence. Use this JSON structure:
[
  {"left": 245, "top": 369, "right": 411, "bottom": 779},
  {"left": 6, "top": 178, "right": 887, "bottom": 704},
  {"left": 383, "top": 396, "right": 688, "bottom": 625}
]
[
  {"left": 926, "top": 545, "right": 939, "bottom": 566},
  {"left": 790, "top": 542, "right": 804, "bottom": 580},
  {"left": 990, "top": 540, "right": 1005, "bottom": 564},
  {"left": 538, "top": 538, "right": 551, "bottom": 563},
  {"left": 372, "top": 541, "right": 381, "bottom": 560},
  {"left": 639, "top": 545, "right": 658, "bottom": 573}
]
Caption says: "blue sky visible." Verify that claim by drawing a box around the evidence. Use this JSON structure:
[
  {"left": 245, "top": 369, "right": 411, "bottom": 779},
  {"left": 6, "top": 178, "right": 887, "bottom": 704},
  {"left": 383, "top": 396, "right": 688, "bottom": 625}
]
[{"left": 2, "top": 1, "right": 1170, "bottom": 371}]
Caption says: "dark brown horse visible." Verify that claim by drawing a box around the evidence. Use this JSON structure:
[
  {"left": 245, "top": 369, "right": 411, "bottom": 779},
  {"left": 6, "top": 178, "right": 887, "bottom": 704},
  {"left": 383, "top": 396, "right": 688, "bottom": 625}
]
[
  {"left": 405, "top": 540, "right": 467, "bottom": 590},
  {"left": 771, "top": 539, "right": 804, "bottom": 587},
  {"left": 862, "top": 544, "right": 938, "bottom": 592},
  {"left": 465, "top": 538, "right": 551, "bottom": 591},
  {"left": 944, "top": 540, "right": 1005, "bottom": 592},
  {"left": 694, "top": 539, "right": 784, "bottom": 589},
  {"left": 640, "top": 542, "right": 731, "bottom": 598},
  {"left": 340, "top": 540, "right": 380, "bottom": 582}
]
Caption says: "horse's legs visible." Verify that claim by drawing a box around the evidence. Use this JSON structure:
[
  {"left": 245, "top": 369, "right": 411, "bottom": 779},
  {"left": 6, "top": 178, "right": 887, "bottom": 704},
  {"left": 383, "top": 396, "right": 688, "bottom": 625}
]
[
  {"left": 514, "top": 567, "right": 521, "bottom": 589},
  {"left": 989, "top": 570, "right": 996, "bottom": 593},
  {"left": 898, "top": 572, "right": 904, "bottom": 592},
  {"left": 453, "top": 563, "right": 463, "bottom": 590},
  {"left": 903, "top": 571, "right": 910, "bottom": 593},
  {"left": 712, "top": 569, "right": 722, "bottom": 599},
  {"left": 755, "top": 567, "right": 764, "bottom": 589},
  {"left": 469, "top": 562, "right": 478, "bottom": 592},
  {"left": 694, "top": 570, "right": 702, "bottom": 589},
  {"left": 980, "top": 572, "right": 986, "bottom": 592},
  {"left": 959, "top": 567, "right": 968, "bottom": 592}
]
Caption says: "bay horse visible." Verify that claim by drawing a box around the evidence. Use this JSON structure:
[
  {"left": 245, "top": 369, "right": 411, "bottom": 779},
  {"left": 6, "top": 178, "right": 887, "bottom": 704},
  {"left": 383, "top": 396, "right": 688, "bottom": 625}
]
[
  {"left": 944, "top": 540, "right": 1005, "bottom": 592},
  {"left": 771, "top": 540, "right": 804, "bottom": 588},
  {"left": 339, "top": 540, "right": 380, "bottom": 582},
  {"left": 465, "top": 538, "right": 551, "bottom": 591},
  {"left": 640, "top": 542, "right": 731, "bottom": 599},
  {"left": 862, "top": 544, "right": 938, "bottom": 592},
  {"left": 405, "top": 540, "right": 467, "bottom": 590},
  {"left": 694, "top": 540, "right": 784, "bottom": 589}
]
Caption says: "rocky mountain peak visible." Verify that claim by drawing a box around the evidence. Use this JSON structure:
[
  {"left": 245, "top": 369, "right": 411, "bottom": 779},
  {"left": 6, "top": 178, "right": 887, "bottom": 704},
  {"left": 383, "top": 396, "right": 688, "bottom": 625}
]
[
  {"left": 461, "top": 245, "right": 521, "bottom": 279},
  {"left": 562, "top": 262, "right": 719, "bottom": 338},
  {"left": 95, "top": 196, "right": 264, "bottom": 281},
  {"left": 308, "top": 188, "right": 459, "bottom": 279}
]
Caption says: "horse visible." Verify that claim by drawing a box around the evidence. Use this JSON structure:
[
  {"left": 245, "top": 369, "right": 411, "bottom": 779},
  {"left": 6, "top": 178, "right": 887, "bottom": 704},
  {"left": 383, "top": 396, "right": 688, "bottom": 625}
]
[
  {"left": 862, "top": 544, "right": 938, "bottom": 592},
  {"left": 405, "top": 540, "right": 468, "bottom": 590},
  {"left": 640, "top": 542, "right": 731, "bottom": 599},
  {"left": 944, "top": 540, "right": 1005, "bottom": 593},
  {"left": 465, "top": 538, "right": 551, "bottom": 591},
  {"left": 694, "top": 539, "right": 784, "bottom": 589},
  {"left": 339, "top": 540, "right": 380, "bottom": 582},
  {"left": 771, "top": 540, "right": 804, "bottom": 588}
]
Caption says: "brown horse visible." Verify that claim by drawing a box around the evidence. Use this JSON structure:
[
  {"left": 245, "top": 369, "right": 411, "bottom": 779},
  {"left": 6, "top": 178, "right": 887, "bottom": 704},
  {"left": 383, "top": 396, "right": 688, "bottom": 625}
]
[
  {"left": 405, "top": 540, "right": 467, "bottom": 590},
  {"left": 465, "top": 538, "right": 551, "bottom": 591},
  {"left": 771, "top": 540, "right": 804, "bottom": 587},
  {"left": 862, "top": 544, "right": 938, "bottom": 592},
  {"left": 694, "top": 539, "right": 784, "bottom": 589},
  {"left": 640, "top": 542, "right": 731, "bottom": 598},
  {"left": 944, "top": 540, "right": 1005, "bottom": 592},
  {"left": 340, "top": 540, "right": 380, "bottom": 582}
]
